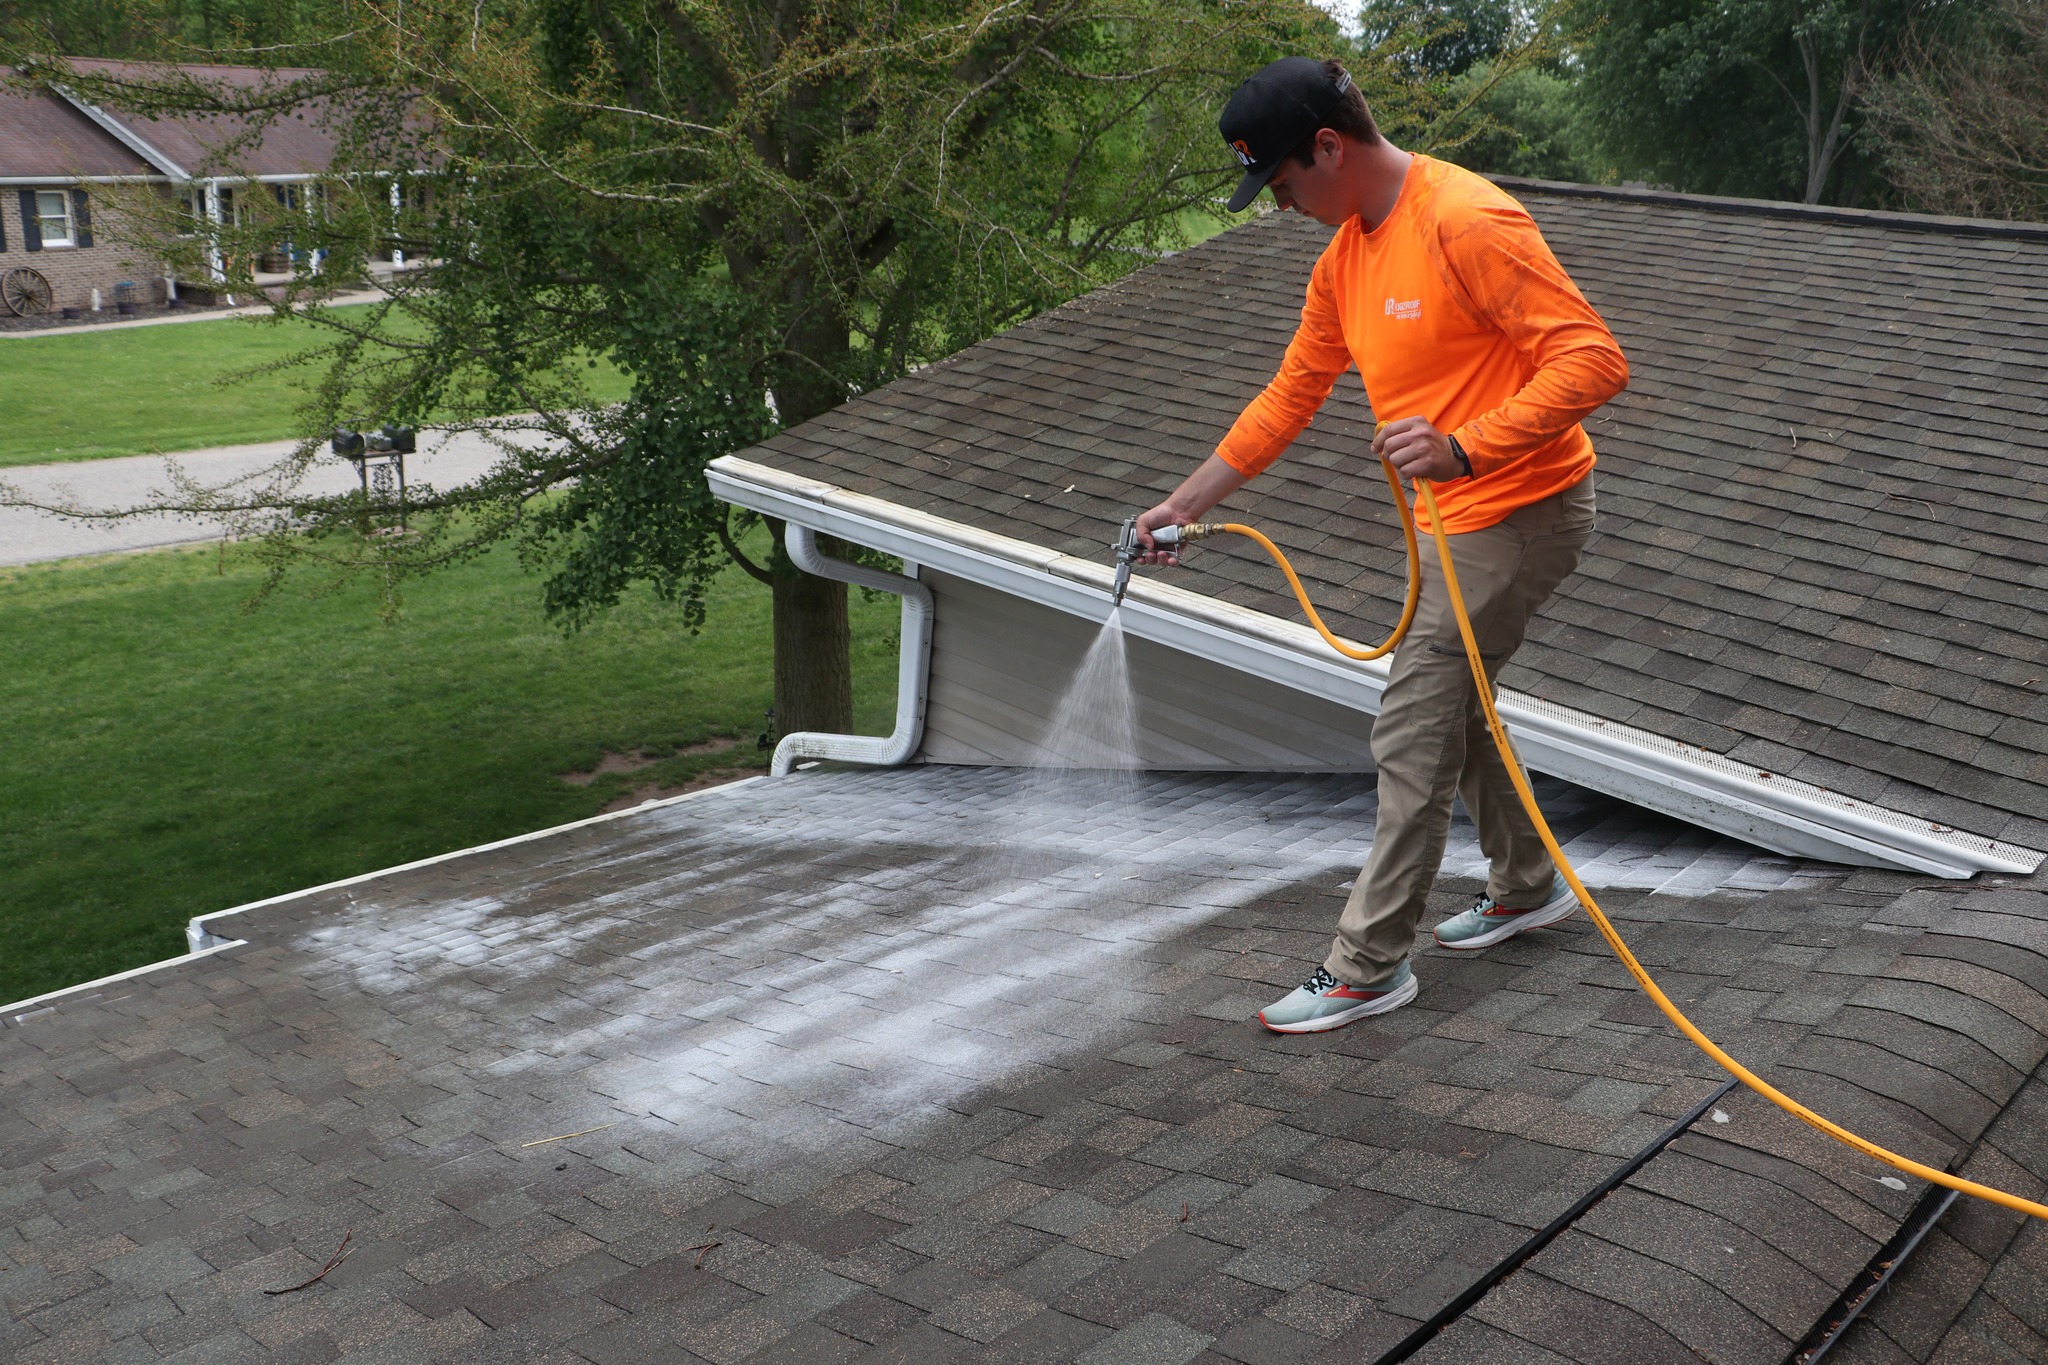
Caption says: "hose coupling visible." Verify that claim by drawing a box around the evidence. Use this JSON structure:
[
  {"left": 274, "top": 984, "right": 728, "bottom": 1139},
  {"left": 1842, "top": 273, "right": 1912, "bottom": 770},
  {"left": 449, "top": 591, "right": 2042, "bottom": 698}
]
[{"left": 1154, "top": 522, "right": 1219, "bottom": 547}]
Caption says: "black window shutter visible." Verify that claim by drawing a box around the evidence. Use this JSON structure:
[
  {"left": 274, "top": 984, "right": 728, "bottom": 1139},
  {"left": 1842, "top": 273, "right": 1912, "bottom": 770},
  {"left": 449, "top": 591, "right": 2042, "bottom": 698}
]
[
  {"left": 19, "top": 190, "right": 41, "bottom": 252},
  {"left": 71, "top": 190, "right": 92, "bottom": 247},
  {"left": 0, "top": 196, "right": 7, "bottom": 252}
]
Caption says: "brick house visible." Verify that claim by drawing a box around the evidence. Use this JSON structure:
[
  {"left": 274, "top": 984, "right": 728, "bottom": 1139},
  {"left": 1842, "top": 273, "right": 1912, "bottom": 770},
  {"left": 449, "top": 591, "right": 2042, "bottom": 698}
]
[{"left": 0, "top": 58, "right": 343, "bottom": 315}]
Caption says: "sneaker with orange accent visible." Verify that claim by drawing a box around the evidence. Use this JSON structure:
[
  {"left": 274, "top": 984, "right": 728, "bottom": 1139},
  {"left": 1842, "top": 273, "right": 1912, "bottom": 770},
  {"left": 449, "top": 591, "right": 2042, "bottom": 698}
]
[
  {"left": 1432, "top": 873, "right": 1579, "bottom": 951},
  {"left": 1256, "top": 962, "right": 1416, "bottom": 1034}
]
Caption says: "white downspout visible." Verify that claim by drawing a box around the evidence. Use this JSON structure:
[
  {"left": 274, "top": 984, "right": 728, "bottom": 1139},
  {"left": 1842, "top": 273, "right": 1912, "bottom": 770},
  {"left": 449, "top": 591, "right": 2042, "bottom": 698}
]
[{"left": 771, "top": 524, "right": 933, "bottom": 777}]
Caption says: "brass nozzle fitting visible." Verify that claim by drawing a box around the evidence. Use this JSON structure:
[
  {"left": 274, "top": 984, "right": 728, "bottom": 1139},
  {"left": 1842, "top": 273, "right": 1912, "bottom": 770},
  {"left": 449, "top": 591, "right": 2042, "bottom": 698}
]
[{"left": 1151, "top": 521, "right": 1218, "bottom": 551}]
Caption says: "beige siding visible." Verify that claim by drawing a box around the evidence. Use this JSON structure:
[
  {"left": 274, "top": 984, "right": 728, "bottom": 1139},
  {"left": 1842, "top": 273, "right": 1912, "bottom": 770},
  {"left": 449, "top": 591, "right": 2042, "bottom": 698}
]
[{"left": 917, "top": 570, "right": 1374, "bottom": 770}]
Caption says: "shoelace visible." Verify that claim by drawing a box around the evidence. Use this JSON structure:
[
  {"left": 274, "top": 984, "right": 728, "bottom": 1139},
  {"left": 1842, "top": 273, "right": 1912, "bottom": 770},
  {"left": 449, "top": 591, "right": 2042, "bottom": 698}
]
[{"left": 1299, "top": 966, "right": 1342, "bottom": 994}]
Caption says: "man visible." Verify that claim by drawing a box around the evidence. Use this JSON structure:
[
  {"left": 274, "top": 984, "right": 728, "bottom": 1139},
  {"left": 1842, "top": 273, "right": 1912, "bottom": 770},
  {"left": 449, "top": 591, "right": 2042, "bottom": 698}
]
[{"left": 1133, "top": 56, "right": 1629, "bottom": 1034}]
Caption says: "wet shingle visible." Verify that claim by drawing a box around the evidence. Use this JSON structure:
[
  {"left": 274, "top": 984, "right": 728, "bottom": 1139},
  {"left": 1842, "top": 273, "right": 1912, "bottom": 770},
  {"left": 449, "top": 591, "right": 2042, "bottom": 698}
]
[{"left": 8, "top": 769, "right": 2048, "bottom": 1363}]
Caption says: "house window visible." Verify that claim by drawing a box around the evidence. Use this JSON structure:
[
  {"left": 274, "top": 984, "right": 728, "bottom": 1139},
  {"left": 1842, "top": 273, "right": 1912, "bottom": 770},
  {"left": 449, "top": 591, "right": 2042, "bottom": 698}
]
[{"left": 35, "top": 190, "right": 74, "bottom": 247}]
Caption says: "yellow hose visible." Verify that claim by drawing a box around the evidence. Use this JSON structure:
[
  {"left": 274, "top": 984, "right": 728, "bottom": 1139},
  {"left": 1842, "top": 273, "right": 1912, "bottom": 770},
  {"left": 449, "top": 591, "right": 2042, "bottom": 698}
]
[
  {"left": 1195, "top": 467, "right": 2048, "bottom": 1223},
  {"left": 1189, "top": 456, "right": 1421, "bottom": 660}
]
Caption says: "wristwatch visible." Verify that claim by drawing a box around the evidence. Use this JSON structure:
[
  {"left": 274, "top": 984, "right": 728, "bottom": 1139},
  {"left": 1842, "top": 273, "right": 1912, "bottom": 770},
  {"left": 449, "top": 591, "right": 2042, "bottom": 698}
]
[{"left": 1449, "top": 435, "right": 1474, "bottom": 479}]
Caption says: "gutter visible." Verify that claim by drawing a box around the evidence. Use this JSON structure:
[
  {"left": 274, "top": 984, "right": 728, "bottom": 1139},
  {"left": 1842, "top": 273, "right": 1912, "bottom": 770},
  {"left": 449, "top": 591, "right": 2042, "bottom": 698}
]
[
  {"left": 0, "top": 174, "right": 170, "bottom": 185},
  {"left": 770, "top": 525, "right": 934, "bottom": 776},
  {"left": 708, "top": 455, "right": 2044, "bottom": 879}
]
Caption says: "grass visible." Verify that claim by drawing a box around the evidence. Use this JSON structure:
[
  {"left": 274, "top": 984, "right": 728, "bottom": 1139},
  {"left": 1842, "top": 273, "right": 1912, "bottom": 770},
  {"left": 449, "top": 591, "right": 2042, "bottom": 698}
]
[
  {"left": 0, "top": 538, "right": 901, "bottom": 1005},
  {"left": 0, "top": 218, "right": 1245, "bottom": 471},
  {"left": 0, "top": 304, "right": 632, "bottom": 468}
]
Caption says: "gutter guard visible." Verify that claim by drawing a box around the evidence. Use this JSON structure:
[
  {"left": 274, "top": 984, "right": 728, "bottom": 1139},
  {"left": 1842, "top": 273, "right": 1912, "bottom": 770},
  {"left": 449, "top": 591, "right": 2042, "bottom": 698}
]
[{"left": 708, "top": 455, "right": 2043, "bottom": 880}]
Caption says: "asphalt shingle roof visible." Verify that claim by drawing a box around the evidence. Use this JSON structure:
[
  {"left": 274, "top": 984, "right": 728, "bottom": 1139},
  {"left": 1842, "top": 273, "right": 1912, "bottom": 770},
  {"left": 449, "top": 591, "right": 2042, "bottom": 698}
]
[
  {"left": 63, "top": 60, "right": 341, "bottom": 178},
  {"left": 0, "top": 82, "right": 150, "bottom": 178},
  {"left": 741, "top": 184, "right": 2048, "bottom": 854},
  {"left": 5, "top": 768, "right": 2047, "bottom": 1363},
  {"left": 0, "top": 60, "right": 339, "bottom": 181}
]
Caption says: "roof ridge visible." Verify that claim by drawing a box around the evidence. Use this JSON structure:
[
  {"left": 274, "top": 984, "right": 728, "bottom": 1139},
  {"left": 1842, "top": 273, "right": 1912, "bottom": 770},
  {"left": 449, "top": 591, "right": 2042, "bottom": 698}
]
[{"left": 1490, "top": 174, "right": 2048, "bottom": 243}]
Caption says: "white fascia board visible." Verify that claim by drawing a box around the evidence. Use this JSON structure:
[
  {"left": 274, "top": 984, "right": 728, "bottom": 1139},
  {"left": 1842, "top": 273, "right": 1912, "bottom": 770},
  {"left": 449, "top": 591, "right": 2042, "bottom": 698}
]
[
  {"left": 710, "top": 454, "right": 2043, "bottom": 879},
  {"left": 0, "top": 174, "right": 171, "bottom": 185},
  {"left": 52, "top": 86, "right": 191, "bottom": 181},
  {"left": 3, "top": 939, "right": 250, "bottom": 1025}
]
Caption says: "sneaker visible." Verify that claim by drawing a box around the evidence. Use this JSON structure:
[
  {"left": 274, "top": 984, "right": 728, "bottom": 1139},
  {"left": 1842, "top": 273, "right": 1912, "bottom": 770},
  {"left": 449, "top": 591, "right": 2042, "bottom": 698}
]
[
  {"left": 1257, "top": 962, "right": 1417, "bottom": 1034},
  {"left": 1432, "top": 873, "right": 1579, "bottom": 951}
]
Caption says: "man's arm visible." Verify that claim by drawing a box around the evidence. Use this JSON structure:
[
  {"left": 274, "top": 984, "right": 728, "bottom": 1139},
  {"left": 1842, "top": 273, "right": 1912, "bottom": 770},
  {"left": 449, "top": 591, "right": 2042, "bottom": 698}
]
[
  {"left": 1435, "top": 201, "right": 1629, "bottom": 478},
  {"left": 1135, "top": 253, "right": 1351, "bottom": 560},
  {"left": 1132, "top": 455, "right": 1249, "bottom": 561}
]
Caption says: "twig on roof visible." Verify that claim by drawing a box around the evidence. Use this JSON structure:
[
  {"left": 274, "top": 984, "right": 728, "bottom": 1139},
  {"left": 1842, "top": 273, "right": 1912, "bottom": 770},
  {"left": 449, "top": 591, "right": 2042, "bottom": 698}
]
[
  {"left": 520, "top": 1122, "right": 618, "bottom": 1148},
  {"left": 1885, "top": 492, "right": 1938, "bottom": 515},
  {"left": 265, "top": 1230, "right": 353, "bottom": 1295}
]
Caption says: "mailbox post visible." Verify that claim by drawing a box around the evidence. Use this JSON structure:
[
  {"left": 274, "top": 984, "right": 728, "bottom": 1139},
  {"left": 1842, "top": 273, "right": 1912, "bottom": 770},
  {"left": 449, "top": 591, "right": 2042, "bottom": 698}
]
[{"left": 332, "top": 424, "right": 416, "bottom": 533}]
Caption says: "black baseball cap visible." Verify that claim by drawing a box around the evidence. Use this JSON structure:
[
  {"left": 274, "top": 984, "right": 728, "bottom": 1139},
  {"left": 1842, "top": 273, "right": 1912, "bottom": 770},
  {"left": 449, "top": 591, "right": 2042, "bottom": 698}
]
[{"left": 1219, "top": 57, "right": 1356, "bottom": 212}]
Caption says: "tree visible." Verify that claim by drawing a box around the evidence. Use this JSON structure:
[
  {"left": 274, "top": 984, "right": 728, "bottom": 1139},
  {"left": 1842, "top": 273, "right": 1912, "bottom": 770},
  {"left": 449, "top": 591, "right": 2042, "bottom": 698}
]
[
  {"left": 4, "top": 0, "right": 1351, "bottom": 739},
  {"left": 1865, "top": 0, "right": 2048, "bottom": 220},
  {"left": 1572, "top": 0, "right": 1950, "bottom": 204},
  {"left": 0, "top": 0, "right": 325, "bottom": 55},
  {"left": 1356, "top": 0, "right": 1515, "bottom": 77},
  {"left": 1444, "top": 61, "right": 1604, "bottom": 183},
  {"left": 1346, "top": 2, "right": 1598, "bottom": 186}
]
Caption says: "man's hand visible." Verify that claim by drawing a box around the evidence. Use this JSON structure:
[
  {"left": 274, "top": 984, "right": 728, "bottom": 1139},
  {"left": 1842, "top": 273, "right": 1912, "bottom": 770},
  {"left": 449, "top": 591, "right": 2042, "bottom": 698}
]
[
  {"left": 1132, "top": 503, "right": 1185, "bottom": 564},
  {"left": 1374, "top": 417, "right": 1467, "bottom": 483},
  {"left": 1130, "top": 454, "right": 1250, "bottom": 564}
]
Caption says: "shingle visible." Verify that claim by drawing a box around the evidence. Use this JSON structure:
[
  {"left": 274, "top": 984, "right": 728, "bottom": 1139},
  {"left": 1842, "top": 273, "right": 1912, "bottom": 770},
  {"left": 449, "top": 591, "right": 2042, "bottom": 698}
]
[
  {"left": 19, "top": 764, "right": 2048, "bottom": 1364},
  {"left": 743, "top": 195, "right": 2048, "bottom": 846}
]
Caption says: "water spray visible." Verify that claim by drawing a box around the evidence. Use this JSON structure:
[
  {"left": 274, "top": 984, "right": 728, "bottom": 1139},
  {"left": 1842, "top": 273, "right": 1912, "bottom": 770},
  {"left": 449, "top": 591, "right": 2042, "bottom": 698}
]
[{"left": 1112, "top": 452, "right": 2048, "bottom": 1225}]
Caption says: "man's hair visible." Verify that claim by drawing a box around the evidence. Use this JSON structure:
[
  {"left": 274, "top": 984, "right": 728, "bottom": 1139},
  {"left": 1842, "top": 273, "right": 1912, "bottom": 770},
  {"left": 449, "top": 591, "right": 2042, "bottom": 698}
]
[{"left": 1288, "top": 59, "right": 1381, "bottom": 167}]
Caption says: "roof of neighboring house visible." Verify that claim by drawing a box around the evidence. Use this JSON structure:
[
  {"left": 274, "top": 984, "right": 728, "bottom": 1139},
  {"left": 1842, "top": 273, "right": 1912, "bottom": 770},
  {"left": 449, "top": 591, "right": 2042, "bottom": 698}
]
[
  {"left": 0, "top": 80, "right": 150, "bottom": 178},
  {"left": 63, "top": 58, "right": 338, "bottom": 178},
  {"left": 0, "top": 59, "right": 337, "bottom": 181},
  {"left": 5, "top": 766, "right": 2044, "bottom": 1364},
  {"left": 739, "top": 182, "right": 2048, "bottom": 855}
]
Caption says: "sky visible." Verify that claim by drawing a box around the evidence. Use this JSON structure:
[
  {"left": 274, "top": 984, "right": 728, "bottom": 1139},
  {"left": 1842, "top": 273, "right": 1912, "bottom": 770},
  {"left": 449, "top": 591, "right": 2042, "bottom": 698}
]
[{"left": 1309, "top": 0, "right": 1364, "bottom": 37}]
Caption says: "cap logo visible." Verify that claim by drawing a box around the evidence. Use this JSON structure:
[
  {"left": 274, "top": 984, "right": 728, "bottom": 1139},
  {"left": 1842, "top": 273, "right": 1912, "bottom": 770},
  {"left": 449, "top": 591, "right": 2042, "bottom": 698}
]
[{"left": 1231, "top": 139, "right": 1256, "bottom": 167}]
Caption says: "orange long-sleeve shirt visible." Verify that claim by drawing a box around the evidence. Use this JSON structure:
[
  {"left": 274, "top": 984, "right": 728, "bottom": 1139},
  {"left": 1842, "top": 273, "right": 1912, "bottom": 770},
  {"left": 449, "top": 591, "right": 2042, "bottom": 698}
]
[{"left": 1216, "top": 155, "right": 1629, "bottom": 533}]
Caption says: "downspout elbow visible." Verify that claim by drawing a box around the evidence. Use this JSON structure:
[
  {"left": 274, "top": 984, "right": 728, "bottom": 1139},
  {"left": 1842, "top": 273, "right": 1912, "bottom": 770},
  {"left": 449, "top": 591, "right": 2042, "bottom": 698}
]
[{"left": 770, "top": 524, "right": 934, "bottom": 776}]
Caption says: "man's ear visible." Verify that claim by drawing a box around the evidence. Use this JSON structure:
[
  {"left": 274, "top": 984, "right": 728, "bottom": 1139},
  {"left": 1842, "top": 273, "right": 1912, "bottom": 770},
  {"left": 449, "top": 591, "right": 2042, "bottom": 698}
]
[{"left": 1316, "top": 128, "right": 1344, "bottom": 168}]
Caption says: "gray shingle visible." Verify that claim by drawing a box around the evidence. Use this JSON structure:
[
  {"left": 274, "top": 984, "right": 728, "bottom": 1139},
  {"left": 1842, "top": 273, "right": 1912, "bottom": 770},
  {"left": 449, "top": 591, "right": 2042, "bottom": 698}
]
[{"left": 739, "top": 188, "right": 2048, "bottom": 845}]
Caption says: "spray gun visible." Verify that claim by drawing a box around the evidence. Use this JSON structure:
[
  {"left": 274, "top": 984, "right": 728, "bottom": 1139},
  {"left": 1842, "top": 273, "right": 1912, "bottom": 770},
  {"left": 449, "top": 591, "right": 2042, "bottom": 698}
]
[{"left": 1110, "top": 516, "right": 1219, "bottom": 607}]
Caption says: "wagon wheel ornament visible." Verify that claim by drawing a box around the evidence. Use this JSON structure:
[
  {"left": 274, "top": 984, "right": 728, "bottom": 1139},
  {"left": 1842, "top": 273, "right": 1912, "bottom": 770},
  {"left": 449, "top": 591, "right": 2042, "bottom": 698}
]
[{"left": 3, "top": 267, "right": 54, "bottom": 317}]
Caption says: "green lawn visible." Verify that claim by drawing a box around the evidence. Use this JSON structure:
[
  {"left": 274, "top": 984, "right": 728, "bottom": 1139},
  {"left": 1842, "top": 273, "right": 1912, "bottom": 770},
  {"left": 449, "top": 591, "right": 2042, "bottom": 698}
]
[
  {"left": 0, "top": 305, "right": 632, "bottom": 467},
  {"left": 0, "top": 541, "right": 901, "bottom": 1005}
]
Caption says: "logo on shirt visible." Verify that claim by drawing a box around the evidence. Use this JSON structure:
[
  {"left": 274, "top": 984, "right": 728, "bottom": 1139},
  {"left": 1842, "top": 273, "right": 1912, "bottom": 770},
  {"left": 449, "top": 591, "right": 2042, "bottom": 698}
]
[{"left": 1385, "top": 297, "right": 1422, "bottom": 320}]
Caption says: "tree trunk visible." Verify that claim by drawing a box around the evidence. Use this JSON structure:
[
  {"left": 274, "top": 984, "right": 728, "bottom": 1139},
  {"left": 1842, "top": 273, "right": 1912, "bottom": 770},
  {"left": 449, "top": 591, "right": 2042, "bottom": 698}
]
[
  {"left": 768, "top": 526, "right": 853, "bottom": 739},
  {"left": 759, "top": 252, "right": 857, "bottom": 742}
]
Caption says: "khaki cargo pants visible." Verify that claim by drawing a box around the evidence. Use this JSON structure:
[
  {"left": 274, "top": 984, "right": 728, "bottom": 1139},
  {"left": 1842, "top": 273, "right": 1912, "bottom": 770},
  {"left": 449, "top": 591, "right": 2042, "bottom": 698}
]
[{"left": 1326, "top": 475, "right": 1597, "bottom": 987}]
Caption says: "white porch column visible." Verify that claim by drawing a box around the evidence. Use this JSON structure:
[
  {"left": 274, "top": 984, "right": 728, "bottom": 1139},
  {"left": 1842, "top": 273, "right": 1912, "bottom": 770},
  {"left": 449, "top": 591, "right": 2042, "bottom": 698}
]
[
  {"left": 202, "top": 179, "right": 224, "bottom": 284},
  {"left": 389, "top": 178, "right": 405, "bottom": 268}
]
